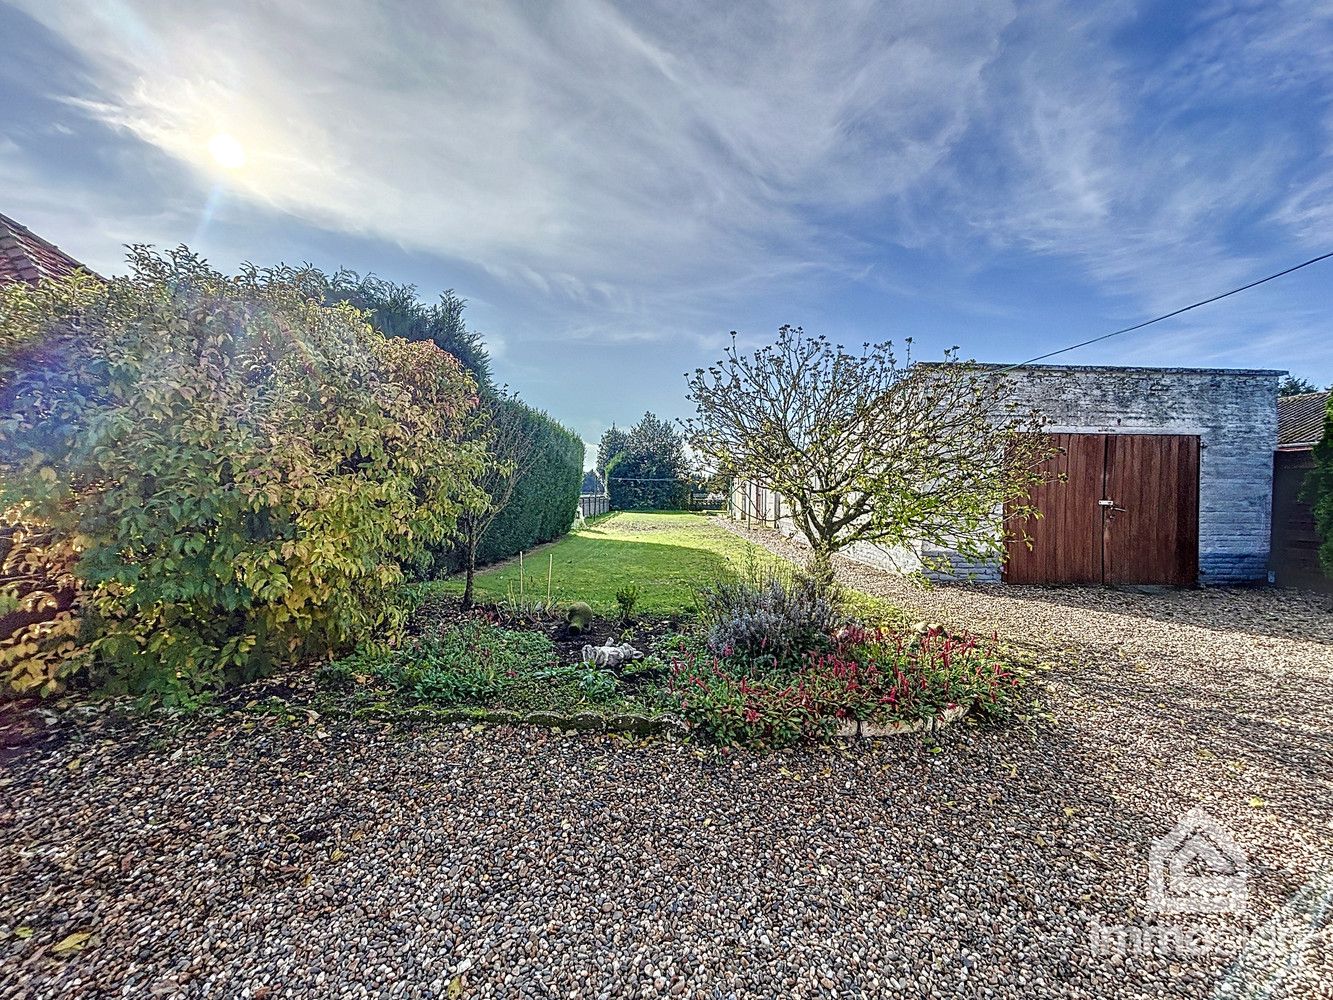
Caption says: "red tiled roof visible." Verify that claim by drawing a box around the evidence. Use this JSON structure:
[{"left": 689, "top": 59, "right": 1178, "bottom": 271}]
[
  {"left": 1277, "top": 390, "right": 1329, "bottom": 449},
  {"left": 0, "top": 212, "right": 93, "bottom": 285}
]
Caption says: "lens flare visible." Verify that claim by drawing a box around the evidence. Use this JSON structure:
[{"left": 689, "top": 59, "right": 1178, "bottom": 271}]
[{"left": 208, "top": 133, "right": 246, "bottom": 170}]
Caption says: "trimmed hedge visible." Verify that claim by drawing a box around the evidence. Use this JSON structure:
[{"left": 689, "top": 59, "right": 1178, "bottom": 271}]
[{"left": 476, "top": 400, "right": 583, "bottom": 565}]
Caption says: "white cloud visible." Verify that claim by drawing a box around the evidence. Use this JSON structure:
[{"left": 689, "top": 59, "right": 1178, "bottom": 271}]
[
  {"left": 9, "top": 0, "right": 1332, "bottom": 363},
  {"left": 13, "top": 1, "right": 1016, "bottom": 303}
]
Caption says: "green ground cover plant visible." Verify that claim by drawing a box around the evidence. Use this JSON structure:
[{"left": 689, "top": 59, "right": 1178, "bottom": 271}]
[{"left": 331, "top": 617, "right": 665, "bottom": 717}]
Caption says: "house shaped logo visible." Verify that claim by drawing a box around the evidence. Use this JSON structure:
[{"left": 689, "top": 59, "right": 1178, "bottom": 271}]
[{"left": 1148, "top": 807, "right": 1248, "bottom": 915}]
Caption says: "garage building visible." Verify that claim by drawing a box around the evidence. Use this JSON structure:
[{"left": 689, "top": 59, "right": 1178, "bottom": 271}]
[{"left": 732, "top": 364, "right": 1283, "bottom": 587}]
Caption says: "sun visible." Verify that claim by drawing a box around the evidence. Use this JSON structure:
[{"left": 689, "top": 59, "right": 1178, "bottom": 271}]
[{"left": 207, "top": 133, "right": 247, "bottom": 170}]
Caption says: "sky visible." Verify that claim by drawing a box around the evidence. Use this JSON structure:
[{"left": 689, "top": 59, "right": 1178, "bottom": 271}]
[{"left": 3, "top": 1, "right": 1332, "bottom": 467}]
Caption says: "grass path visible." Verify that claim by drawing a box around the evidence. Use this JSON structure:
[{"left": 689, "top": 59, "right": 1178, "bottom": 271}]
[{"left": 443, "top": 511, "right": 781, "bottom": 615}]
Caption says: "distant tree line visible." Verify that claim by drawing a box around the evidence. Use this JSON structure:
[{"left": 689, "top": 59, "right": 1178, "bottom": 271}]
[{"left": 597, "top": 412, "right": 689, "bottom": 510}]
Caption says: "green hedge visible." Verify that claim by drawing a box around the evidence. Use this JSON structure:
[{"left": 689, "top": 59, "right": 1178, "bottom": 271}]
[{"left": 476, "top": 400, "right": 583, "bottom": 565}]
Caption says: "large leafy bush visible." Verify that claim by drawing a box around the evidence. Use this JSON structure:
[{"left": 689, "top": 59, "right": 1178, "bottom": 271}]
[
  {"left": 0, "top": 513, "right": 83, "bottom": 694},
  {"left": 0, "top": 248, "right": 484, "bottom": 699}
]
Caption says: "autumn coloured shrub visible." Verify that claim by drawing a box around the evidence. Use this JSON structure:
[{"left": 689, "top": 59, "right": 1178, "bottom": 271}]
[
  {"left": 667, "top": 623, "right": 1021, "bottom": 747},
  {"left": 0, "top": 510, "right": 85, "bottom": 695},
  {"left": 0, "top": 248, "right": 485, "bottom": 700}
]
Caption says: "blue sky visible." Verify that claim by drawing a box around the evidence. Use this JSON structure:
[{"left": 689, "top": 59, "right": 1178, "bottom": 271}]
[{"left": 2, "top": 1, "right": 1331, "bottom": 464}]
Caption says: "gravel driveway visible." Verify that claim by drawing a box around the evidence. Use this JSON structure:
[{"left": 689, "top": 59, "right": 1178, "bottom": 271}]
[{"left": 3, "top": 527, "right": 1332, "bottom": 999}]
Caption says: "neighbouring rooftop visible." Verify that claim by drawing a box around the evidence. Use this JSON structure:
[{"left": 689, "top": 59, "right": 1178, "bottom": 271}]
[
  {"left": 0, "top": 212, "right": 93, "bottom": 286},
  {"left": 1278, "top": 390, "right": 1330, "bottom": 449}
]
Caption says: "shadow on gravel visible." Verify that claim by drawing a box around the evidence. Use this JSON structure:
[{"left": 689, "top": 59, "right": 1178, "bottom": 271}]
[
  {"left": 1049, "top": 652, "right": 1333, "bottom": 823},
  {"left": 970, "top": 583, "right": 1333, "bottom": 647}
]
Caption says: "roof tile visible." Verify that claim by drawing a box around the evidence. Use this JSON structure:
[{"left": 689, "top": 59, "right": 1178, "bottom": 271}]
[
  {"left": 0, "top": 212, "right": 93, "bottom": 285},
  {"left": 1277, "top": 391, "right": 1329, "bottom": 448}
]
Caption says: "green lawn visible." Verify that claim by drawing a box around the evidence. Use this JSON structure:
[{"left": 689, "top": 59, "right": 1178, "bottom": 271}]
[{"left": 446, "top": 511, "right": 783, "bottom": 616}]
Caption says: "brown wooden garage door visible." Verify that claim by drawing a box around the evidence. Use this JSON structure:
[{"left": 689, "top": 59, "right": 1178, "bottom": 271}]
[{"left": 1004, "top": 433, "right": 1200, "bottom": 586}]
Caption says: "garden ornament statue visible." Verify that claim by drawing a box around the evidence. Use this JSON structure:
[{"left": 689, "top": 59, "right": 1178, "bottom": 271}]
[{"left": 582, "top": 642, "right": 643, "bottom": 668}]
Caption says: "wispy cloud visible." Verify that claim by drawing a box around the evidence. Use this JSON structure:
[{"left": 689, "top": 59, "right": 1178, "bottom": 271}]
[
  {"left": 4, "top": 0, "right": 1331, "bottom": 411},
  {"left": 12, "top": 1, "right": 1018, "bottom": 303},
  {"left": 903, "top": 1, "right": 1333, "bottom": 310}
]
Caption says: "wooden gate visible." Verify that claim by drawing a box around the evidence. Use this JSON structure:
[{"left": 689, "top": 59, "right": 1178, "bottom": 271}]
[{"left": 1004, "top": 433, "right": 1200, "bottom": 586}]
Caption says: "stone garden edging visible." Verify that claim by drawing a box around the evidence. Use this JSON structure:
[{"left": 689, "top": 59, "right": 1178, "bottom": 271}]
[
  {"left": 341, "top": 702, "right": 689, "bottom": 737},
  {"left": 835, "top": 702, "right": 971, "bottom": 739},
  {"left": 331, "top": 702, "right": 970, "bottom": 741}
]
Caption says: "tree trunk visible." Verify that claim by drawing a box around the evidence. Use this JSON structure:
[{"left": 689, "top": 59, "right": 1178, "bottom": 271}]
[
  {"left": 808, "top": 546, "right": 835, "bottom": 593},
  {"left": 461, "top": 531, "right": 478, "bottom": 610}
]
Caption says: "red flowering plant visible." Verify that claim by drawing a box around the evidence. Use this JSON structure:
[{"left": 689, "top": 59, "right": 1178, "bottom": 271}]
[{"left": 666, "top": 623, "right": 1022, "bottom": 747}]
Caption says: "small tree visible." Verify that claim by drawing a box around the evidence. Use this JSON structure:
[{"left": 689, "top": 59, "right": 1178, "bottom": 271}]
[
  {"left": 457, "top": 394, "right": 540, "bottom": 609},
  {"left": 683, "top": 326, "right": 1050, "bottom": 586},
  {"left": 1280, "top": 375, "right": 1322, "bottom": 397}
]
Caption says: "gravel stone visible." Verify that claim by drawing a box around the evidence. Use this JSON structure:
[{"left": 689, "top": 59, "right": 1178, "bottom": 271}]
[{"left": 1, "top": 522, "right": 1330, "bottom": 998}]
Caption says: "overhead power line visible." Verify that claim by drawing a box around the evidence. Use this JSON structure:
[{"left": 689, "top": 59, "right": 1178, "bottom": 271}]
[{"left": 1000, "top": 250, "right": 1333, "bottom": 372}]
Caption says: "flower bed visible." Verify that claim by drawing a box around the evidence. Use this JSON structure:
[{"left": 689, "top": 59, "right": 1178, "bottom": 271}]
[
  {"left": 324, "top": 614, "right": 676, "bottom": 720},
  {"left": 298, "top": 579, "right": 1027, "bottom": 750},
  {"left": 667, "top": 623, "right": 1022, "bottom": 747}
]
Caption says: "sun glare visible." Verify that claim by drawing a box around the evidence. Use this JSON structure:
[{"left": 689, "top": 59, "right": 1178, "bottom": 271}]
[{"left": 208, "top": 132, "right": 247, "bottom": 170}]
